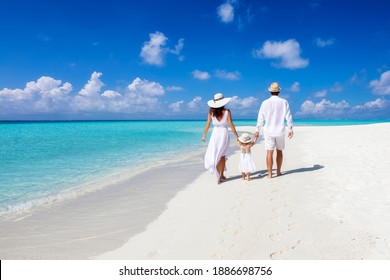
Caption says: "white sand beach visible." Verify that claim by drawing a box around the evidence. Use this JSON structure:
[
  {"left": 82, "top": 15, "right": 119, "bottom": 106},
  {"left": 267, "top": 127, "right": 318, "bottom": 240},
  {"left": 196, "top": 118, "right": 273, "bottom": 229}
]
[
  {"left": 1, "top": 123, "right": 390, "bottom": 260},
  {"left": 97, "top": 123, "right": 390, "bottom": 260}
]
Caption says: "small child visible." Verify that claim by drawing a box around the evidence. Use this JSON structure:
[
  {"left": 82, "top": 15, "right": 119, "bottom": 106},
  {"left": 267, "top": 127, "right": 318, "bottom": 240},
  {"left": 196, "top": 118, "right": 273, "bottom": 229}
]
[{"left": 237, "top": 132, "right": 257, "bottom": 181}]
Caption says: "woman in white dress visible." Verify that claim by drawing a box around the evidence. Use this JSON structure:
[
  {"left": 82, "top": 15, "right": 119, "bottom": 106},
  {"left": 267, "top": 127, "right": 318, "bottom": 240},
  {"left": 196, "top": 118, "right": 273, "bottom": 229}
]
[{"left": 202, "top": 93, "right": 239, "bottom": 184}]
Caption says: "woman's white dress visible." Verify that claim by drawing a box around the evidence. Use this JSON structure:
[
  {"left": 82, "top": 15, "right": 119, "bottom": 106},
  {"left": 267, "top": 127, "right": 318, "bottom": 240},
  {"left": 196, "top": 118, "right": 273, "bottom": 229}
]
[
  {"left": 204, "top": 110, "right": 230, "bottom": 182},
  {"left": 238, "top": 145, "right": 256, "bottom": 173}
]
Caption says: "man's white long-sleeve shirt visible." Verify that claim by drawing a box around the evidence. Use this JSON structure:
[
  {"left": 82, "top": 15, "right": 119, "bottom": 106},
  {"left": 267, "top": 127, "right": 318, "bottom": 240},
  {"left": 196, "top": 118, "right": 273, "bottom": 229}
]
[{"left": 256, "top": 95, "right": 293, "bottom": 137}]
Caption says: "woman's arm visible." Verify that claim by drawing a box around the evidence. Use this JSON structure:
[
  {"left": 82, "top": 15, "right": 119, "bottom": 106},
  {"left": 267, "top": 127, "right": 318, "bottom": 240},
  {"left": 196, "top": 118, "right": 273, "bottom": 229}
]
[
  {"left": 202, "top": 111, "right": 212, "bottom": 141},
  {"left": 227, "top": 109, "right": 239, "bottom": 140}
]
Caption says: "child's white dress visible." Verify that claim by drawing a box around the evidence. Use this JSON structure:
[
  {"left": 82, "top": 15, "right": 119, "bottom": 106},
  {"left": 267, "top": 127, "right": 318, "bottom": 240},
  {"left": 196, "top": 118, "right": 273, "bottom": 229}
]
[{"left": 238, "top": 145, "right": 256, "bottom": 173}]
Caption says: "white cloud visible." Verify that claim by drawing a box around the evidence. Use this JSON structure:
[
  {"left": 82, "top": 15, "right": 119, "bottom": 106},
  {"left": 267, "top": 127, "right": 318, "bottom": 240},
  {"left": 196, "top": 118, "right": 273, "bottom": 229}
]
[
  {"left": 74, "top": 76, "right": 165, "bottom": 114},
  {"left": 187, "top": 96, "right": 202, "bottom": 110},
  {"left": 169, "top": 38, "right": 185, "bottom": 61},
  {"left": 364, "top": 98, "right": 387, "bottom": 109},
  {"left": 140, "top": 31, "right": 184, "bottom": 66},
  {"left": 289, "top": 82, "right": 300, "bottom": 92},
  {"left": 74, "top": 72, "right": 106, "bottom": 112},
  {"left": 166, "top": 85, "right": 184, "bottom": 92},
  {"left": 140, "top": 32, "right": 167, "bottom": 66},
  {"left": 25, "top": 76, "right": 72, "bottom": 97},
  {"left": 127, "top": 77, "right": 164, "bottom": 97},
  {"left": 369, "top": 70, "right": 390, "bottom": 95},
  {"left": 169, "top": 100, "right": 184, "bottom": 112},
  {"left": 169, "top": 97, "right": 203, "bottom": 112},
  {"left": 298, "top": 99, "right": 349, "bottom": 116},
  {"left": 79, "top": 71, "right": 104, "bottom": 97},
  {"left": 217, "top": 1, "right": 235, "bottom": 23},
  {"left": 298, "top": 97, "right": 390, "bottom": 118},
  {"left": 313, "top": 89, "right": 327, "bottom": 98},
  {"left": 101, "top": 90, "right": 121, "bottom": 99},
  {"left": 253, "top": 39, "right": 309, "bottom": 69},
  {"left": 315, "top": 37, "right": 335, "bottom": 47},
  {"left": 192, "top": 70, "right": 211, "bottom": 80},
  {"left": 0, "top": 76, "right": 73, "bottom": 115},
  {"left": 0, "top": 73, "right": 169, "bottom": 118},
  {"left": 229, "top": 96, "right": 258, "bottom": 109},
  {"left": 0, "top": 88, "right": 25, "bottom": 101},
  {"left": 215, "top": 69, "right": 241, "bottom": 80},
  {"left": 353, "top": 98, "right": 388, "bottom": 110}
]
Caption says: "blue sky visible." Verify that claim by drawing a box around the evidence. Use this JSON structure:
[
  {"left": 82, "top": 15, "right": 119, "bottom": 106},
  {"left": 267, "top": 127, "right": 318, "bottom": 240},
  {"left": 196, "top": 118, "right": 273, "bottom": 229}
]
[{"left": 1, "top": 0, "right": 390, "bottom": 120}]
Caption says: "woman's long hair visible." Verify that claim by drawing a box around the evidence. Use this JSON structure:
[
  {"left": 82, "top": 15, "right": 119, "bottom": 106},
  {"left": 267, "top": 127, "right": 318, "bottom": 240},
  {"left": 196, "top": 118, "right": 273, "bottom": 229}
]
[{"left": 210, "top": 106, "right": 225, "bottom": 119}]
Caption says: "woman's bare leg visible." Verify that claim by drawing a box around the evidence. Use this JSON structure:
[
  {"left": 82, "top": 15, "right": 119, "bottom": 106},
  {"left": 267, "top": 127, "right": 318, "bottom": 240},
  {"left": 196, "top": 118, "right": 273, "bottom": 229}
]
[{"left": 217, "top": 156, "right": 226, "bottom": 181}]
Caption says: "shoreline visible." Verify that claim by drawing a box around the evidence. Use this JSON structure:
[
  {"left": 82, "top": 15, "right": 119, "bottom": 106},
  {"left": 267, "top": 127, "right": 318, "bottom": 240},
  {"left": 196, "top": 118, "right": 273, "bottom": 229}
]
[
  {"left": 0, "top": 141, "right": 206, "bottom": 216},
  {"left": 1, "top": 123, "right": 390, "bottom": 259},
  {"left": 0, "top": 150, "right": 205, "bottom": 259}
]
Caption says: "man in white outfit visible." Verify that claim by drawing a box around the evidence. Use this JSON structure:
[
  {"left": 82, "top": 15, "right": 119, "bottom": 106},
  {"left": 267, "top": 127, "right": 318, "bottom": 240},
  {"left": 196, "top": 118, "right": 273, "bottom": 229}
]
[{"left": 254, "top": 82, "right": 293, "bottom": 178}]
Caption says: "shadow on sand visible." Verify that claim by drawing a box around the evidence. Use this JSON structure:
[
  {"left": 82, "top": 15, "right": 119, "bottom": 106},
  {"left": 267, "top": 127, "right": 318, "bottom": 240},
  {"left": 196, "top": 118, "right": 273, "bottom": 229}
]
[
  {"left": 282, "top": 164, "right": 324, "bottom": 175},
  {"left": 223, "top": 169, "right": 268, "bottom": 182},
  {"left": 223, "top": 164, "right": 324, "bottom": 182}
]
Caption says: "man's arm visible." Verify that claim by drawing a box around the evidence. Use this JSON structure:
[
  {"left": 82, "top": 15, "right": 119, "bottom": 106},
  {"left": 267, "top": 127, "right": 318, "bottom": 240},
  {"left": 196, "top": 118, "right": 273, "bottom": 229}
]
[{"left": 285, "top": 101, "right": 293, "bottom": 139}]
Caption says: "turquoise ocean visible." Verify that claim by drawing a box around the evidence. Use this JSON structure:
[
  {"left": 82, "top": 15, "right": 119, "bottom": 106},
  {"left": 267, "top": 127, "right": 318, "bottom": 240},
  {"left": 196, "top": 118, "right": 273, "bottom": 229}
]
[{"left": 0, "top": 119, "right": 388, "bottom": 214}]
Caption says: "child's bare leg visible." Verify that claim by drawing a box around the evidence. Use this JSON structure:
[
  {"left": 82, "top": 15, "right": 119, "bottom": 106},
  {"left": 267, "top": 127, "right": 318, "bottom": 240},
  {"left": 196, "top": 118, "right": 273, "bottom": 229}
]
[
  {"left": 241, "top": 172, "right": 245, "bottom": 180},
  {"left": 247, "top": 172, "right": 251, "bottom": 181}
]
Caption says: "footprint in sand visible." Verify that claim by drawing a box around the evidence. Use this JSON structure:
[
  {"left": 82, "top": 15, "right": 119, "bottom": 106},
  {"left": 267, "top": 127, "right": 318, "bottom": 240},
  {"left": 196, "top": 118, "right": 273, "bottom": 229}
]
[
  {"left": 270, "top": 240, "right": 302, "bottom": 259},
  {"left": 270, "top": 250, "right": 285, "bottom": 260}
]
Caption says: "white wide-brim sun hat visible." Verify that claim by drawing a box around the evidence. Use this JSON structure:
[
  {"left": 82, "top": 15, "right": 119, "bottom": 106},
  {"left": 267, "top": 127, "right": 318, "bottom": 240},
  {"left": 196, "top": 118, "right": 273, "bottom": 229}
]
[
  {"left": 207, "top": 93, "right": 232, "bottom": 108},
  {"left": 238, "top": 132, "right": 252, "bottom": 144}
]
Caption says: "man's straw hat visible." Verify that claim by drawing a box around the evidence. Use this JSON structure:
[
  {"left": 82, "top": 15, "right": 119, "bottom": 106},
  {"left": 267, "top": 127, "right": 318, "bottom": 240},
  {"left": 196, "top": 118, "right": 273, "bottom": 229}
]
[{"left": 268, "top": 82, "right": 281, "bottom": 93}]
